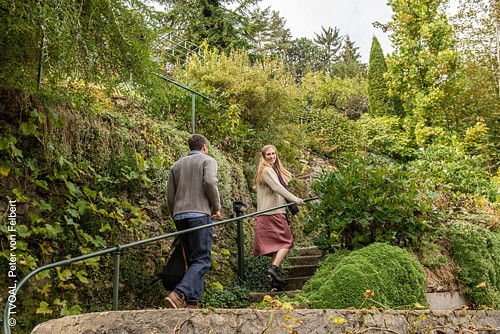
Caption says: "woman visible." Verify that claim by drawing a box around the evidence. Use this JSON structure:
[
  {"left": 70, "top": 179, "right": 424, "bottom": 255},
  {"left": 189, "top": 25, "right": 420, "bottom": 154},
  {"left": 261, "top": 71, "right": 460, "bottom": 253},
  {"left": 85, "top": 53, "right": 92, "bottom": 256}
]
[{"left": 252, "top": 145, "right": 304, "bottom": 290}]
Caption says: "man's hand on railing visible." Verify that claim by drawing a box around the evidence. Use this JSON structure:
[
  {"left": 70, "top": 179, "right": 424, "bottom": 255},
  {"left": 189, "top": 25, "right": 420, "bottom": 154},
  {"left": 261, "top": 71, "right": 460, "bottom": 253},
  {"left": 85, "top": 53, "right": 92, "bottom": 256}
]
[{"left": 211, "top": 211, "right": 221, "bottom": 220}]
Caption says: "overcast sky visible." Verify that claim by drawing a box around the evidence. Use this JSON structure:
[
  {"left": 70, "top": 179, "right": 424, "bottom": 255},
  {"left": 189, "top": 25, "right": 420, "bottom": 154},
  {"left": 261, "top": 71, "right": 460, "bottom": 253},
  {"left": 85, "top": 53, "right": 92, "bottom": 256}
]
[{"left": 258, "top": 0, "right": 395, "bottom": 63}]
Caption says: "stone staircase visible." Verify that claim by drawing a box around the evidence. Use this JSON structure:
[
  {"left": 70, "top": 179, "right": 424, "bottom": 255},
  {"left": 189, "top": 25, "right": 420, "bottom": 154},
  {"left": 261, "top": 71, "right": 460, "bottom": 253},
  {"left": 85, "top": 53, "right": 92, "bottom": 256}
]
[{"left": 249, "top": 246, "right": 323, "bottom": 302}]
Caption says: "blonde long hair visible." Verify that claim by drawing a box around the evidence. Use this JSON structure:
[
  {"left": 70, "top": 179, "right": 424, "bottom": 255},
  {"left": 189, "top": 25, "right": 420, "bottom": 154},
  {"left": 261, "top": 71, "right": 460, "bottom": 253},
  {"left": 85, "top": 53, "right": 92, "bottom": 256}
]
[{"left": 254, "top": 145, "right": 292, "bottom": 186}]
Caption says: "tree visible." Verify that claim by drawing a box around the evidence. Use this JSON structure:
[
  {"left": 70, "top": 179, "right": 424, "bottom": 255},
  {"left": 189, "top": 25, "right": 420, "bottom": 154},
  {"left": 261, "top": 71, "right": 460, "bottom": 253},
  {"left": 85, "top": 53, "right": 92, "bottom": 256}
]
[
  {"left": 385, "top": 0, "right": 460, "bottom": 146},
  {"left": 284, "top": 37, "right": 323, "bottom": 82},
  {"left": 314, "top": 26, "right": 343, "bottom": 74},
  {"left": 368, "top": 36, "right": 394, "bottom": 116},
  {"left": 160, "top": 0, "right": 257, "bottom": 52},
  {"left": 339, "top": 35, "right": 362, "bottom": 63},
  {"left": 331, "top": 35, "right": 365, "bottom": 78},
  {"left": 0, "top": 0, "right": 158, "bottom": 91},
  {"left": 249, "top": 9, "right": 292, "bottom": 58},
  {"left": 451, "top": 0, "right": 500, "bottom": 95},
  {"left": 448, "top": 0, "right": 500, "bottom": 168}
]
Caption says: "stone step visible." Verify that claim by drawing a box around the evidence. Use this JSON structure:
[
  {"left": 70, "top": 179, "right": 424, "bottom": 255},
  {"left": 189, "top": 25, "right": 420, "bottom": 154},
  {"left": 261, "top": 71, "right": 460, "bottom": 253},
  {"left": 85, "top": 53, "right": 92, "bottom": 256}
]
[
  {"left": 286, "top": 255, "right": 321, "bottom": 266},
  {"left": 248, "top": 247, "right": 321, "bottom": 302},
  {"left": 284, "top": 264, "right": 318, "bottom": 277},
  {"left": 294, "top": 247, "right": 322, "bottom": 257},
  {"left": 284, "top": 276, "right": 313, "bottom": 290}
]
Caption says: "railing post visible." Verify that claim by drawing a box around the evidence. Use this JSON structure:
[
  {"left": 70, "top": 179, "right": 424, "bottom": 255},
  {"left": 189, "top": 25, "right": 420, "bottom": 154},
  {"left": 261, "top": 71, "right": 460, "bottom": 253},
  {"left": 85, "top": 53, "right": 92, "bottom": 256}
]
[
  {"left": 191, "top": 93, "right": 196, "bottom": 134},
  {"left": 233, "top": 201, "right": 247, "bottom": 281},
  {"left": 112, "top": 246, "right": 121, "bottom": 311}
]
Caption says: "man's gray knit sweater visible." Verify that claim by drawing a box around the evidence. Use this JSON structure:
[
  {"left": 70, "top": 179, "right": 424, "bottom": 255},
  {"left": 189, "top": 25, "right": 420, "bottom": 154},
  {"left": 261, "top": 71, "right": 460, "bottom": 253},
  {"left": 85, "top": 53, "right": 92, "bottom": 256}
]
[{"left": 167, "top": 153, "right": 221, "bottom": 217}]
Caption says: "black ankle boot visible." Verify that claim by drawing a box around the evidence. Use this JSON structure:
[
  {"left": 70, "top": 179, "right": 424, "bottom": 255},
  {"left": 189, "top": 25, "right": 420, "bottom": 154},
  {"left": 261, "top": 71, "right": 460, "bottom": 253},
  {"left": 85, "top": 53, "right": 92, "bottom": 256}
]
[
  {"left": 271, "top": 278, "right": 285, "bottom": 291},
  {"left": 267, "top": 265, "right": 284, "bottom": 283}
]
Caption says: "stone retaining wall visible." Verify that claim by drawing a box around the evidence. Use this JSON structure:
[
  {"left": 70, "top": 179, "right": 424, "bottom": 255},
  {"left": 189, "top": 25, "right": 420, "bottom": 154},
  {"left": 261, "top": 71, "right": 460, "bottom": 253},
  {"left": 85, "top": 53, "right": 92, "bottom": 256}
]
[{"left": 31, "top": 308, "right": 500, "bottom": 334}]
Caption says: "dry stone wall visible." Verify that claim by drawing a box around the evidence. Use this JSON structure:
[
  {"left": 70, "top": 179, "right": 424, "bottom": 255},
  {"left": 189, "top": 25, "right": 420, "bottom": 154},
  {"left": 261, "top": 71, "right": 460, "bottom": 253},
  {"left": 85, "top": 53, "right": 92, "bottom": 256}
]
[{"left": 30, "top": 308, "right": 500, "bottom": 334}]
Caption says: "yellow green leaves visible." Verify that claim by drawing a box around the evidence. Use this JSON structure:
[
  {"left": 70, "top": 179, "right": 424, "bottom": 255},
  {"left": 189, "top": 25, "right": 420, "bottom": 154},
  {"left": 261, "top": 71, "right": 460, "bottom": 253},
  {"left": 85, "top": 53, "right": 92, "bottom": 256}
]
[
  {"left": 36, "top": 301, "right": 53, "bottom": 315},
  {"left": 38, "top": 299, "right": 83, "bottom": 317}
]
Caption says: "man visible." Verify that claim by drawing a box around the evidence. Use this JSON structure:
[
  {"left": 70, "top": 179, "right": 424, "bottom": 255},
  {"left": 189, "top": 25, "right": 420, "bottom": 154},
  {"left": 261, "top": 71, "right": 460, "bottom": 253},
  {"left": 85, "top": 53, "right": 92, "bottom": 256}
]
[{"left": 165, "top": 134, "right": 221, "bottom": 309}]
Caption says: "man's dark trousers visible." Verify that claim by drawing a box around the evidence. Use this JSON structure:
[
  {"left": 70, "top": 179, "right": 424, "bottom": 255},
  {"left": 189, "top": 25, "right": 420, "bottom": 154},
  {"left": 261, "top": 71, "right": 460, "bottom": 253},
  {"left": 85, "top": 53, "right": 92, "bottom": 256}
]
[{"left": 173, "top": 215, "right": 213, "bottom": 305}]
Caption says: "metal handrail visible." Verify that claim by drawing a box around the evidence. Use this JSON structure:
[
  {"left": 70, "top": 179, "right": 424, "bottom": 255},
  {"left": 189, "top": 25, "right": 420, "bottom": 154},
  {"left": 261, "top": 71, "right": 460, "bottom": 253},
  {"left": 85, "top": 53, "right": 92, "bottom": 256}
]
[
  {"left": 153, "top": 72, "right": 227, "bottom": 134},
  {"left": 3, "top": 197, "right": 318, "bottom": 334}
]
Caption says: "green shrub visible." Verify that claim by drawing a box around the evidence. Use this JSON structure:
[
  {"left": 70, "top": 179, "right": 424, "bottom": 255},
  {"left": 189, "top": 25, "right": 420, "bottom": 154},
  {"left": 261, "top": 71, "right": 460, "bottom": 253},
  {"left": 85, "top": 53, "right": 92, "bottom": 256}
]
[
  {"left": 445, "top": 222, "right": 500, "bottom": 309},
  {"left": 310, "top": 154, "right": 435, "bottom": 249},
  {"left": 304, "top": 243, "right": 427, "bottom": 309},
  {"left": 301, "top": 249, "right": 350, "bottom": 294},
  {"left": 358, "top": 114, "right": 415, "bottom": 161},
  {"left": 409, "top": 143, "right": 497, "bottom": 202},
  {"left": 241, "top": 254, "right": 272, "bottom": 292},
  {"left": 306, "top": 110, "right": 363, "bottom": 166},
  {"left": 203, "top": 282, "right": 251, "bottom": 309},
  {"left": 417, "top": 240, "right": 448, "bottom": 269}
]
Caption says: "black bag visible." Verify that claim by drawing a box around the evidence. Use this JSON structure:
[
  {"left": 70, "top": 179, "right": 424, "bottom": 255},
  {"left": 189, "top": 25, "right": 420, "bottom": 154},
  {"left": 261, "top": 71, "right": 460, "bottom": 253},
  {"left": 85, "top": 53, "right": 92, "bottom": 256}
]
[{"left": 159, "top": 236, "right": 188, "bottom": 291}]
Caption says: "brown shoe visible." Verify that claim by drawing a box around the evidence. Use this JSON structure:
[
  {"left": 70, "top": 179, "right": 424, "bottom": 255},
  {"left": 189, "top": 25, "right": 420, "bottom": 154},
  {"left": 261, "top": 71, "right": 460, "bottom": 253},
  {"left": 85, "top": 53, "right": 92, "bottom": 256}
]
[
  {"left": 164, "top": 291, "right": 185, "bottom": 309},
  {"left": 186, "top": 304, "right": 200, "bottom": 309}
]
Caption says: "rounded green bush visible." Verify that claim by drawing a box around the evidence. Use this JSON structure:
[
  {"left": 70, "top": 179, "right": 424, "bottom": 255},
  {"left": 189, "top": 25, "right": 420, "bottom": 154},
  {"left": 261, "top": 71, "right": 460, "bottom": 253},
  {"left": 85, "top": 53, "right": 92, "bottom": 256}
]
[
  {"left": 305, "top": 243, "right": 427, "bottom": 309},
  {"left": 301, "top": 249, "right": 350, "bottom": 294},
  {"left": 446, "top": 222, "right": 500, "bottom": 309}
]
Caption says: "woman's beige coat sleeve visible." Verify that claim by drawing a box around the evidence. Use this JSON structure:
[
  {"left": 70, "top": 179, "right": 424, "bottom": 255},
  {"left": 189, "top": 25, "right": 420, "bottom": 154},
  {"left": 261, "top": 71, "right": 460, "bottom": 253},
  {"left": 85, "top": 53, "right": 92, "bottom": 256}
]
[{"left": 262, "top": 167, "right": 301, "bottom": 203}]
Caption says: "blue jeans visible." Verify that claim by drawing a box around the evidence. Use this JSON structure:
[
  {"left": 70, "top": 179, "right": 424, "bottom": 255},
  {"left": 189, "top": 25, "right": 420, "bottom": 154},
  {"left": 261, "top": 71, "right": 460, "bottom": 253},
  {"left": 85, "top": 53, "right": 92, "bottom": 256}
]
[{"left": 173, "top": 215, "right": 213, "bottom": 304}]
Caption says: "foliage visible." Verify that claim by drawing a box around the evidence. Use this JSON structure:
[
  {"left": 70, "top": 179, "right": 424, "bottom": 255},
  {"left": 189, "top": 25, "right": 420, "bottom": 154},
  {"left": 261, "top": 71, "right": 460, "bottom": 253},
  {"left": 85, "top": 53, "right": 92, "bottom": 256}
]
[
  {"left": 451, "top": 0, "right": 500, "bottom": 77},
  {"left": 445, "top": 222, "right": 500, "bottom": 309},
  {"left": 385, "top": 0, "right": 460, "bottom": 146},
  {"left": 310, "top": 154, "right": 436, "bottom": 249},
  {"left": 313, "top": 26, "right": 343, "bottom": 73},
  {"left": 338, "top": 35, "right": 362, "bottom": 64},
  {"left": 241, "top": 254, "right": 272, "bottom": 292},
  {"left": 300, "top": 71, "right": 367, "bottom": 165},
  {"left": 249, "top": 9, "right": 293, "bottom": 58},
  {"left": 0, "top": 87, "right": 243, "bottom": 332},
  {"left": 368, "top": 36, "right": 395, "bottom": 116},
  {"left": 330, "top": 35, "right": 365, "bottom": 79},
  {"left": 306, "top": 110, "right": 363, "bottom": 166},
  {"left": 0, "top": 0, "right": 159, "bottom": 92},
  {"left": 158, "top": 0, "right": 262, "bottom": 53},
  {"left": 301, "top": 249, "right": 351, "bottom": 294},
  {"left": 408, "top": 143, "right": 498, "bottom": 202},
  {"left": 417, "top": 240, "right": 449, "bottom": 269},
  {"left": 203, "top": 281, "right": 251, "bottom": 308},
  {"left": 303, "top": 243, "right": 427, "bottom": 309},
  {"left": 170, "top": 48, "right": 306, "bottom": 161},
  {"left": 0, "top": 0, "right": 499, "bottom": 328},
  {"left": 301, "top": 71, "right": 368, "bottom": 120},
  {"left": 329, "top": 59, "right": 366, "bottom": 80},
  {"left": 358, "top": 114, "right": 416, "bottom": 161},
  {"left": 285, "top": 37, "right": 323, "bottom": 82}
]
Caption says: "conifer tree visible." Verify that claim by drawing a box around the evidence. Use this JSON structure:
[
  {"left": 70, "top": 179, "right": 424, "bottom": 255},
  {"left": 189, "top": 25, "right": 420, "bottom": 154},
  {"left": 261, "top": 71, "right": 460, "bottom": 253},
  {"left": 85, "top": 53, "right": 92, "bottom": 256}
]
[{"left": 367, "top": 36, "right": 392, "bottom": 116}]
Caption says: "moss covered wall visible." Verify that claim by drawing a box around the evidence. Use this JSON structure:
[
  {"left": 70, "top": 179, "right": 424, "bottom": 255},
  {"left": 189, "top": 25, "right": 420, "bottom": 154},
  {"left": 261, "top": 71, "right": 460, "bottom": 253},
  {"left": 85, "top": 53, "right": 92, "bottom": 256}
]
[{"left": 0, "top": 87, "right": 253, "bottom": 332}]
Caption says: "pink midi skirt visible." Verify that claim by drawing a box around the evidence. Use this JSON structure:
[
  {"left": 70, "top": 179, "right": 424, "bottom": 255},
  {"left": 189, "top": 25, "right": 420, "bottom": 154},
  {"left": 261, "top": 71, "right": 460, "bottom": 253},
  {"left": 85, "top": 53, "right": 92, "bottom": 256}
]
[{"left": 252, "top": 213, "right": 293, "bottom": 256}]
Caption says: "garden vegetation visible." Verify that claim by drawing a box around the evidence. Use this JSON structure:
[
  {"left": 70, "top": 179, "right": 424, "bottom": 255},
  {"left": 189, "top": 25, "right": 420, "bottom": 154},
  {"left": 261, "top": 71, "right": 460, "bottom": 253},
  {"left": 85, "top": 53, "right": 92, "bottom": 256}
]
[{"left": 0, "top": 0, "right": 499, "bottom": 332}]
